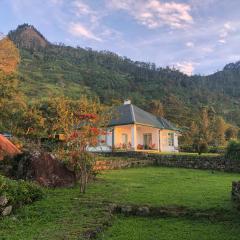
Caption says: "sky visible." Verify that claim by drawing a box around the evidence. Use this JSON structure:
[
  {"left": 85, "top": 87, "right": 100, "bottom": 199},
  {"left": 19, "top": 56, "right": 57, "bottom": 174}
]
[{"left": 1, "top": 0, "right": 240, "bottom": 76}]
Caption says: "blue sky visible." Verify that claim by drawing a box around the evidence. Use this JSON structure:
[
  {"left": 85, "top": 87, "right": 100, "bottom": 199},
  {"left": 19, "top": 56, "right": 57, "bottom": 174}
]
[{"left": 1, "top": 0, "right": 240, "bottom": 75}]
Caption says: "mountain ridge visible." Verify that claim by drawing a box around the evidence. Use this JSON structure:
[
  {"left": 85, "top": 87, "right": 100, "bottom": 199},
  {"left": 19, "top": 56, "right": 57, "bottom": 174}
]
[{"left": 6, "top": 24, "right": 240, "bottom": 128}]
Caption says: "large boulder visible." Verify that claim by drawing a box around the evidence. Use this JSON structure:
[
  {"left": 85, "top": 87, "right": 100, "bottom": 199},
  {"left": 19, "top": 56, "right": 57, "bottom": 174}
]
[{"left": 9, "top": 151, "right": 76, "bottom": 187}]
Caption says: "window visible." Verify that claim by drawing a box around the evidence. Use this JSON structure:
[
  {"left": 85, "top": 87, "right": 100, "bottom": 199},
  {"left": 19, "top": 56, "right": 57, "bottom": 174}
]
[
  {"left": 122, "top": 134, "right": 128, "bottom": 145},
  {"left": 168, "top": 132, "right": 174, "bottom": 146}
]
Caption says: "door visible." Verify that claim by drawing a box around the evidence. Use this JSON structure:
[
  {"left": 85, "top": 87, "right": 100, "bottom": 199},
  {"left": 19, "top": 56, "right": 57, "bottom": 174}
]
[{"left": 143, "top": 133, "right": 152, "bottom": 149}]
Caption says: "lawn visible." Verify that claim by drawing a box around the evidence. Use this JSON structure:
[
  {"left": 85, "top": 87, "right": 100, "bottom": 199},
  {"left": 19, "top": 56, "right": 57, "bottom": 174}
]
[
  {"left": 92, "top": 167, "right": 239, "bottom": 210},
  {"left": 0, "top": 167, "right": 240, "bottom": 239},
  {"left": 99, "top": 216, "right": 240, "bottom": 240}
]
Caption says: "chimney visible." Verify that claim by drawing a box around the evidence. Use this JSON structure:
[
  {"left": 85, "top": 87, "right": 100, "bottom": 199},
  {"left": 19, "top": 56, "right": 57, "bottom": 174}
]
[{"left": 124, "top": 99, "right": 131, "bottom": 105}]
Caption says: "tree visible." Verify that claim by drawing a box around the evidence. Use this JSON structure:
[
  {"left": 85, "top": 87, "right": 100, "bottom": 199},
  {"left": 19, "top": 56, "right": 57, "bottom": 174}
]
[
  {"left": 147, "top": 100, "right": 164, "bottom": 117},
  {"left": 225, "top": 126, "right": 238, "bottom": 141},
  {"left": 0, "top": 37, "right": 28, "bottom": 135},
  {"left": 52, "top": 96, "right": 111, "bottom": 193},
  {"left": 0, "top": 37, "right": 19, "bottom": 74},
  {"left": 213, "top": 116, "right": 227, "bottom": 146}
]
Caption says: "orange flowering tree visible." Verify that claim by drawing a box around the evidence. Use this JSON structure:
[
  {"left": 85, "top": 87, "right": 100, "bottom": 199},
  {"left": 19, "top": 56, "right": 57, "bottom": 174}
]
[{"left": 53, "top": 96, "right": 111, "bottom": 193}]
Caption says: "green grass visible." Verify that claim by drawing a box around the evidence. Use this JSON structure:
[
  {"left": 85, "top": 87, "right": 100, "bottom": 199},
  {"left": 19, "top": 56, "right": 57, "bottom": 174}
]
[
  {"left": 0, "top": 167, "right": 240, "bottom": 239},
  {"left": 99, "top": 216, "right": 240, "bottom": 240},
  {"left": 92, "top": 167, "right": 239, "bottom": 210},
  {"left": 0, "top": 187, "right": 110, "bottom": 240}
]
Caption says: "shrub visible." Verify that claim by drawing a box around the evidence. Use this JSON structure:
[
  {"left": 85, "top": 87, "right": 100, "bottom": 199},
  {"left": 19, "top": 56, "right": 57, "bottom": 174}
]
[
  {"left": 0, "top": 174, "right": 44, "bottom": 207},
  {"left": 192, "top": 140, "right": 208, "bottom": 155},
  {"left": 179, "top": 145, "right": 194, "bottom": 153},
  {"left": 208, "top": 146, "right": 226, "bottom": 154},
  {"left": 199, "top": 142, "right": 209, "bottom": 155},
  {"left": 226, "top": 140, "right": 240, "bottom": 160}
]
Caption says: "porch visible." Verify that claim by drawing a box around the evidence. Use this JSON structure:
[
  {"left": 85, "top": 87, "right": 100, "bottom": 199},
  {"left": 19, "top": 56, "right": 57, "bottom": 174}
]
[{"left": 112, "top": 124, "right": 160, "bottom": 151}]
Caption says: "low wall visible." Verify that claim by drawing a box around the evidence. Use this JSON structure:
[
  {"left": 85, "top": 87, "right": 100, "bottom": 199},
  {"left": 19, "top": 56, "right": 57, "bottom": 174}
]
[
  {"left": 95, "top": 159, "right": 155, "bottom": 170},
  {"left": 96, "top": 152, "right": 240, "bottom": 172},
  {"left": 232, "top": 181, "right": 240, "bottom": 205}
]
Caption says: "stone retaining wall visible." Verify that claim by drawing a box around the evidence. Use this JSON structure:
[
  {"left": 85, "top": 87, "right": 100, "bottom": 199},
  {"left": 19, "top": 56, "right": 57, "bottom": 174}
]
[
  {"left": 109, "top": 204, "right": 218, "bottom": 219},
  {"left": 96, "top": 152, "right": 240, "bottom": 172},
  {"left": 232, "top": 181, "right": 240, "bottom": 207},
  {"left": 94, "top": 159, "right": 155, "bottom": 170}
]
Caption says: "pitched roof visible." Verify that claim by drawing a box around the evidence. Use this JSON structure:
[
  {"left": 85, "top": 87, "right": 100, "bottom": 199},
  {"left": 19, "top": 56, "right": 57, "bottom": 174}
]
[
  {"left": 109, "top": 103, "right": 178, "bottom": 131},
  {"left": 0, "top": 134, "right": 21, "bottom": 160}
]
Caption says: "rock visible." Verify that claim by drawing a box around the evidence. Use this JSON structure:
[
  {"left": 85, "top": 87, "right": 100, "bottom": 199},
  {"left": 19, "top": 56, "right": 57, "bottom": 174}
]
[
  {"left": 0, "top": 196, "right": 8, "bottom": 207},
  {"left": 10, "top": 151, "right": 76, "bottom": 187},
  {"left": 121, "top": 205, "right": 132, "bottom": 215},
  {"left": 109, "top": 203, "right": 118, "bottom": 213},
  {"left": 2, "top": 205, "right": 12, "bottom": 216},
  {"left": 137, "top": 206, "right": 150, "bottom": 216}
]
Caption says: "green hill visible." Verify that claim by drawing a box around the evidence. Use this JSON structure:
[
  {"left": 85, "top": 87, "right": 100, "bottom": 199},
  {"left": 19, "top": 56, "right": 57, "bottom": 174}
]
[{"left": 8, "top": 24, "right": 240, "bottom": 128}]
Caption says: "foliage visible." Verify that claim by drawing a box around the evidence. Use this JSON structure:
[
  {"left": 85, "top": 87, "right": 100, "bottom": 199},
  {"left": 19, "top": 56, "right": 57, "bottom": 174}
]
[
  {"left": 226, "top": 140, "right": 240, "bottom": 160},
  {"left": 0, "top": 174, "right": 43, "bottom": 206},
  {"left": 51, "top": 96, "right": 111, "bottom": 193},
  {"left": 0, "top": 37, "right": 19, "bottom": 74},
  {"left": 208, "top": 145, "right": 226, "bottom": 154}
]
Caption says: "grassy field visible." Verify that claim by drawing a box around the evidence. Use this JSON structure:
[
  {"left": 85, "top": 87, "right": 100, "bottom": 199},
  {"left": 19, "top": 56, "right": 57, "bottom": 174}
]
[
  {"left": 99, "top": 216, "right": 240, "bottom": 240},
  {"left": 92, "top": 167, "right": 239, "bottom": 210},
  {"left": 0, "top": 167, "right": 240, "bottom": 239}
]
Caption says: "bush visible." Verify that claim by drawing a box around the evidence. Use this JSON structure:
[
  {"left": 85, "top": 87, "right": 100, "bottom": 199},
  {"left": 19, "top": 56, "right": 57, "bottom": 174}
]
[
  {"left": 226, "top": 140, "right": 240, "bottom": 160},
  {"left": 208, "top": 146, "right": 226, "bottom": 154},
  {"left": 179, "top": 145, "right": 194, "bottom": 153},
  {"left": 192, "top": 140, "right": 209, "bottom": 155},
  {"left": 0, "top": 174, "right": 44, "bottom": 207}
]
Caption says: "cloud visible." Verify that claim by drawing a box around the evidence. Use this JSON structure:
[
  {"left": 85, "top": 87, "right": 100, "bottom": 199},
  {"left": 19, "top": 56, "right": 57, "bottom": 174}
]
[
  {"left": 175, "top": 61, "right": 195, "bottom": 76},
  {"left": 186, "top": 41, "right": 194, "bottom": 47},
  {"left": 219, "top": 22, "right": 236, "bottom": 44},
  {"left": 201, "top": 46, "right": 214, "bottom": 53},
  {"left": 49, "top": 0, "right": 63, "bottom": 5},
  {"left": 68, "top": 22, "right": 102, "bottom": 41},
  {"left": 73, "top": 0, "right": 99, "bottom": 23},
  {"left": 108, "top": 0, "right": 193, "bottom": 29}
]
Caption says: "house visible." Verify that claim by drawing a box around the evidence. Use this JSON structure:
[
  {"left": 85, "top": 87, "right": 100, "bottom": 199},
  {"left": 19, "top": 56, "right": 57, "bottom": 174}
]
[{"left": 89, "top": 100, "right": 180, "bottom": 152}]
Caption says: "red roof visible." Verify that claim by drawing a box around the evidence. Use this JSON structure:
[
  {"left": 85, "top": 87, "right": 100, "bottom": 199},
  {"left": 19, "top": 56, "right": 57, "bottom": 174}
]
[{"left": 0, "top": 134, "right": 21, "bottom": 160}]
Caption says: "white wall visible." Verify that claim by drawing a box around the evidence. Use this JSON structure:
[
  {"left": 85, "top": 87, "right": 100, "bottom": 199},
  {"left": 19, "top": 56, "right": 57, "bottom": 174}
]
[
  {"left": 160, "top": 130, "right": 179, "bottom": 152},
  {"left": 93, "top": 125, "right": 179, "bottom": 153}
]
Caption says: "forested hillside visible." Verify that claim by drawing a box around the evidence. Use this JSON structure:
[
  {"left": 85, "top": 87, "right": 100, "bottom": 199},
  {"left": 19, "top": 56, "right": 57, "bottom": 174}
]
[{"left": 7, "top": 24, "right": 240, "bottom": 130}]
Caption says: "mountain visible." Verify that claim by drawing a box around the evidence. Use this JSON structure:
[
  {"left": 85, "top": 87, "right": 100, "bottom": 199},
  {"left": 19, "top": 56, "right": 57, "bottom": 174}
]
[
  {"left": 8, "top": 24, "right": 49, "bottom": 50},
  {"left": 7, "top": 24, "right": 240, "bottom": 128}
]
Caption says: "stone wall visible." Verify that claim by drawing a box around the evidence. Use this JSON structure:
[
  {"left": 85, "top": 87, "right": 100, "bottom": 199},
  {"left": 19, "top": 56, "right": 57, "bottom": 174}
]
[
  {"left": 94, "top": 158, "right": 155, "bottom": 170},
  {"left": 232, "top": 181, "right": 240, "bottom": 206},
  {"left": 96, "top": 152, "right": 240, "bottom": 172}
]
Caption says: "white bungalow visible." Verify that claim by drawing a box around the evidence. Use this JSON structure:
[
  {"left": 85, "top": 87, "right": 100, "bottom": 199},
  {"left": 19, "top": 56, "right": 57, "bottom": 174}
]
[{"left": 89, "top": 100, "right": 180, "bottom": 152}]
